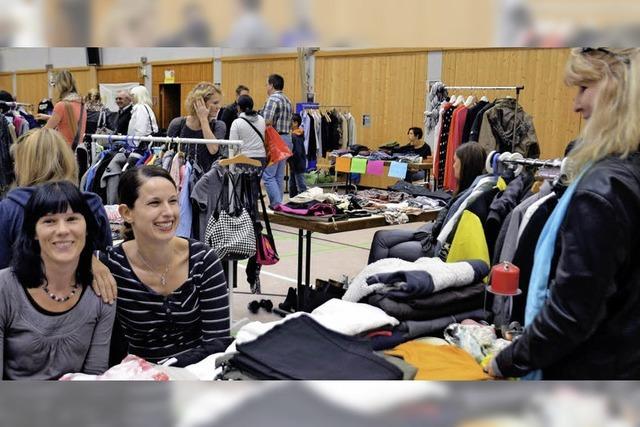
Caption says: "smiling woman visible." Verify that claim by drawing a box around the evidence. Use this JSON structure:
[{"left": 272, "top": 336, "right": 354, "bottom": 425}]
[
  {"left": 98, "top": 165, "right": 233, "bottom": 366},
  {"left": 0, "top": 181, "right": 116, "bottom": 380}
]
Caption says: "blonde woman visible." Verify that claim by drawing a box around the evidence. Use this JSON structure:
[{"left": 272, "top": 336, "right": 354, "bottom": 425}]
[
  {"left": 127, "top": 85, "right": 158, "bottom": 137},
  {"left": 36, "top": 70, "right": 86, "bottom": 148},
  {"left": 0, "top": 128, "right": 112, "bottom": 273},
  {"left": 167, "top": 82, "right": 226, "bottom": 172},
  {"left": 489, "top": 48, "right": 640, "bottom": 380}
]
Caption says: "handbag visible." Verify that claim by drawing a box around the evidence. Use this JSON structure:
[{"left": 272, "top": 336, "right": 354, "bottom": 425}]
[
  {"left": 264, "top": 126, "right": 292, "bottom": 166},
  {"left": 255, "top": 183, "right": 279, "bottom": 266},
  {"left": 204, "top": 173, "right": 256, "bottom": 260}
]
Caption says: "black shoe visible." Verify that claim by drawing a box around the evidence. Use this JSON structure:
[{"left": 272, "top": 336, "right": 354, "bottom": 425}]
[
  {"left": 278, "top": 287, "right": 297, "bottom": 313},
  {"left": 259, "top": 299, "right": 273, "bottom": 312},
  {"left": 248, "top": 300, "right": 260, "bottom": 314}
]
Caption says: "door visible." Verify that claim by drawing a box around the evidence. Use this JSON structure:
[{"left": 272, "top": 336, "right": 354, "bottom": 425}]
[{"left": 159, "top": 84, "right": 181, "bottom": 129}]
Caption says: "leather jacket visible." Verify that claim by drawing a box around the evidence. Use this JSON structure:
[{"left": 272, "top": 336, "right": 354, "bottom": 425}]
[{"left": 496, "top": 152, "right": 640, "bottom": 379}]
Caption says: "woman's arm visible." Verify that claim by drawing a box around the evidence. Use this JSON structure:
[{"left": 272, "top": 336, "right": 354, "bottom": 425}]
[
  {"left": 92, "top": 256, "right": 117, "bottom": 304},
  {"left": 82, "top": 302, "right": 116, "bottom": 375},
  {"left": 44, "top": 104, "right": 63, "bottom": 129},
  {"left": 197, "top": 247, "right": 231, "bottom": 351},
  {"left": 195, "top": 98, "right": 218, "bottom": 155}
]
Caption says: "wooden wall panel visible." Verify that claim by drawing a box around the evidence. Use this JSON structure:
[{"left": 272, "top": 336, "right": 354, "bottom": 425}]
[
  {"left": 315, "top": 51, "right": 427, "bottom": 151},
  {"left": 0, "top": 74, "right": 13, "bottom": 93},
  {"left": 221, "top": 56, "right": 302, "bottom": 112},
  {"left": 151, "top": 60, "right": 213, "bottom": 121},
  {"left": 66, "top": 68, "right": 92, "bottom": 97},
  {"left": 97, "top": 66, "right": 142, "bottom": 85},
  {"left": 441, "top": 48, "right": 580, "bottom": 159},
  {"left": 15, "top": 72, "right": 49, "bottom": 112}
]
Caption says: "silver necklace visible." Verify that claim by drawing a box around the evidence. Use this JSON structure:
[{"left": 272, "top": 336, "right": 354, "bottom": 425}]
[{"left": 137, "top": 249, "right": 171, "bottom": 286}]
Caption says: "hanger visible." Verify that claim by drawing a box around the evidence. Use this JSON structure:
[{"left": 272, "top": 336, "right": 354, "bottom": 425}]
[
  {"left": 464, "top": 95, "right": 476, "bottom": 107},
  {"left": 448, "top": 95, "right": 457, "bottom": 104},
  {"left": 219, "top": 153, "right": 262, "bottom": 167},
  {"left": 480, "top": 95, "right": 489, "bottom": 102}
]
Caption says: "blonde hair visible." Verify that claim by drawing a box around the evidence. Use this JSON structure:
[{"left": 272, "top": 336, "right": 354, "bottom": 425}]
[
  {"left": 54, "top": 70, "right": 78, "bottom": 101},
  {"left": 130, "top": 85, "right": 153, "bottom": 107},
  {"left": 12, "top": 128, "right": 78, "bottom": 187},
  {"left": 85, "top": 88, "right": 100, "bottom": 103},
  {"left": 185, "top": 82, "right": 222, "bottom": 117},
  {"left": 564, "top": 48, "right": 640, "bottom": 177}
]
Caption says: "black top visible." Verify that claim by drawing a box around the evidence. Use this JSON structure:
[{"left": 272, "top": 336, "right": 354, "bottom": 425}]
[
  {"left": 393, "top": 142, "right": 431, "bottom": 158},
  {"left": 219, "top": 103, "right": 238, "bottom": 140}
]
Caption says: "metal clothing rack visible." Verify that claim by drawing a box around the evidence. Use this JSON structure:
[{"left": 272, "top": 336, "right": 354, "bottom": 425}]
[
  {"left": 501, "top": 157, "right": 562, "bottom": 169},
  {"left": 442, "top": 85, "right": 524, "bottom": 153},
  {"left": 89, "top": 133, "right": 244, "bottom": 320},
  {"left": 0, "top": 101, "right": 33, "bottom": 107}
]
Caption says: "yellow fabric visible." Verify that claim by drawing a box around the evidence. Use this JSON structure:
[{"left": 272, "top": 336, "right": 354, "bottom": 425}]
[
  {"left": 385, "top": 341, "right": 490, "bottom": 381},
  {"left": 446, "top": 210, "right": 490, "bottom": 268},
  {"left": 496, "top": 176, "right": 507, "bottom": 191}
]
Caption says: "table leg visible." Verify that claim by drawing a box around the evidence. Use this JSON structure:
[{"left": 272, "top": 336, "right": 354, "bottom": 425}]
[
  {"left": 297, "top": 228, "right": 303, "bottom": 310},
  {"left": 305, "top": 230, "right": 312, "bottom": 287}
]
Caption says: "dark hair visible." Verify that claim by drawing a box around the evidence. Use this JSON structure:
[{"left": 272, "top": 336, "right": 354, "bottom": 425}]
[
  {"left": 237, "top": 94, "right": 257, "bottom": 116},
  {"left": 0, "top": 90, "right": 13, "bottom": 113},
  {"left": 292, "top": 113, "right": 302, "bottom": 126},
  {"left": 235, "top": 85, "right": 249, "bottom": 96},
  {"left": 12, "top": 181, "right": 100, "bottom": 289},
  {"left": 268, "top": 74, "right": 285, "bottom": 91},
  {"left": 455, "top": 142, "right": 486, "bottom": 194},
  {"left": 408, "top": 127, "right": 423, "bottom": 139},
  {"left": 118, "top": 166, "right": 177, "bottom": 241}
]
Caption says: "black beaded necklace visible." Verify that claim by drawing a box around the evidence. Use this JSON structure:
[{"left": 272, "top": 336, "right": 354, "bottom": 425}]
[{"left": 42, "top": 282, "right": 81, "bottom": 303}]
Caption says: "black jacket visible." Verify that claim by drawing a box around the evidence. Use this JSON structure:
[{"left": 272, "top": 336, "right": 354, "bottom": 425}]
[
  {"left": 496, "top": 152, "right": 640, "bottom": 379},
  {"left": 115, "top": 104, "right": 132, "bottom": 135}
]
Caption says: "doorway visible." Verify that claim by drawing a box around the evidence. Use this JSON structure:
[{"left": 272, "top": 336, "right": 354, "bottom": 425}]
[{"left": 159, "top": 84, "right": 181, "bottom": 129}]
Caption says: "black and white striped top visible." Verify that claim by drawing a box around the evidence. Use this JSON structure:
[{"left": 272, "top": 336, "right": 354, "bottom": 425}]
[{"left": 99, "top": 238, "right": 231, "bottom": 363}]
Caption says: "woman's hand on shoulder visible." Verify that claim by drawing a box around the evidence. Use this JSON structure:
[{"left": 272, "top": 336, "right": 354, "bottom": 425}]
[{"left": 92, "top": 256, "right": 117, "bottom": 304}]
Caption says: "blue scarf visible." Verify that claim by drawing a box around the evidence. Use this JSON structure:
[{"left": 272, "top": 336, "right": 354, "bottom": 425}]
[{"left": 522, "top": 166, "right": 590, "bottom": 380}]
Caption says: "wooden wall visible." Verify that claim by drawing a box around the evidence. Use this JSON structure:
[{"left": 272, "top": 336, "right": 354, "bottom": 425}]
[
  {"left": 315, "top": 50, "right": 427, "bottom": 152},
  {"left": 441, "top": 48, "right": 580, "bottom": 159},
  {"left": 0, "top": 73, "right": 13, "bottom": 93},
  {"left": 97, "top": 65, "right": 142, "bottom": 85},
  {"left": 151, "top": 59, "right": 213, "bottom": 123},
  {"left": 221, "top": 54, "right": 302, "bottom": 111},
  {"left": 15, "top": 71, "right": 49, "bottom": 111}
]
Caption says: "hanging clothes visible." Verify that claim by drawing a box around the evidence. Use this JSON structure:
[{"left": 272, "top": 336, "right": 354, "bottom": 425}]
[{"left": 433, "top": 102, "right": 455, "bottom": 190}]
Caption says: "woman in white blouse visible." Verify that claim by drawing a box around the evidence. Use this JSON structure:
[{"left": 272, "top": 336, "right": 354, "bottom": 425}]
[{"left": 127, "top": 86, "right": 158, "bottom": 137}]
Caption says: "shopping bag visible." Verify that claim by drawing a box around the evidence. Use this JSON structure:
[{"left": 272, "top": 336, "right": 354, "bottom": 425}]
[
  {"left": 264, "top": 126, "right": 292, "bottom": 166},
  {"left": 204, "top": 174, "right": 256, "bottom": 260},
  {"left": 256, "top": 184, "right": 280, "bottom": 265}
]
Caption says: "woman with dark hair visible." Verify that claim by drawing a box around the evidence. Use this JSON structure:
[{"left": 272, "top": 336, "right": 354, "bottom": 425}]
[
  {"left": 0, "top": 181, "right": 115, "bottom": 380},
  {"left": 367, "top": 142, "right": 486, "bottom": 264},
  {"left": 98, "top": 165, "right": 232, "bottom": 366},
  {"left": 229, "top": 94, "right": 267, "bottom": 163},
  {"left": 393, "top": 127, "right": 431, "bottom": 182}
]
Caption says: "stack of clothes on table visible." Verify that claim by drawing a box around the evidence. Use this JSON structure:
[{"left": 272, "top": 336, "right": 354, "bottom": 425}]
[{"left": 342, "top": 257, "right": 490, "bottom": 352}]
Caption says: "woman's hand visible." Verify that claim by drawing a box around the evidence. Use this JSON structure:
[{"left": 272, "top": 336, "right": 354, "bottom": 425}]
[
  {"left": 92, "top": 256, "right": 117, "bottom": 304},
  {"left": 195, "top": 98, "right": 210, "bottom": 124},
  {"left": 36, "top": 113, "right": 51, "bottom": 121}
]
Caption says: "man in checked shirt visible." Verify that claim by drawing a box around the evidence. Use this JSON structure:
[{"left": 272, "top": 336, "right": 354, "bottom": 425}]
[{"left": 261, "top": 74, "right": 293, "bottom": 208}]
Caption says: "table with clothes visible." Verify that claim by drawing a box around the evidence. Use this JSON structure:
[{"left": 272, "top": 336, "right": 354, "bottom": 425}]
[{"left": 267, "top": 186, "right": 447, "bottom": 307}]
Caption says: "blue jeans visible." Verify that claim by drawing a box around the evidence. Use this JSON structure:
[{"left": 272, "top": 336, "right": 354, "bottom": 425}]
[{"left": 263, "top": 134, "right": 292, "bottom": 208}]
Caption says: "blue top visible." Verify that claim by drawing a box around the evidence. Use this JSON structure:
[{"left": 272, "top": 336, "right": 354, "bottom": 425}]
[{"left": 0, "top": 186, "right": 113, "bottom": 269}]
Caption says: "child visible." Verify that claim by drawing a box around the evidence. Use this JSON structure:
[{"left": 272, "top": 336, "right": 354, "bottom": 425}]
[{"left": 288, "top": 113, "right": 308, "bottom": 198}]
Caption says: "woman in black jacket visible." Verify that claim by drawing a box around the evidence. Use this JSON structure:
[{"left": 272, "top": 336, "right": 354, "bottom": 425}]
[{"left": 489, "top": 48, "right": 640, "bottom": 380}]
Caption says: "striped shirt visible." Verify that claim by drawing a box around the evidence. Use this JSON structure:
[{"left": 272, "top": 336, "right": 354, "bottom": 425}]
[
  {"left": 99, "top": 239, "right": 231, "bottom": 363},
  {"left": 262, "top": 91, "right": 293, "bottom": 134}
]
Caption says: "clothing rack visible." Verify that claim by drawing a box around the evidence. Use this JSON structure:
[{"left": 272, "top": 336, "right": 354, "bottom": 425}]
[
  {"left": 88, "top": 133, "right": 244, "bottom": 320},
  {"left": 441, "top": 85, "right": 524, "bottom": 153},
  {"left": 0, "top": 101, "right": 33, "bottom": 107},
  {"left": 501, "top": 157, "right": 562, "bottom": 169}
]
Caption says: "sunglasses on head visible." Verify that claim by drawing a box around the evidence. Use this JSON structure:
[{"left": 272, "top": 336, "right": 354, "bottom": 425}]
[{"left": 580, "top": 47, "right": 631, "bottom": 65}]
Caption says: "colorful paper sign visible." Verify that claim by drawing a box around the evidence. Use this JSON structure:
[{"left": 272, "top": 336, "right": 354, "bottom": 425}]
[
  {"left": 350, "top": 157, "right": 367, "bottom": 174},
  {"left": 335, "top": 156, "right": 352, "bottom": 173},
  {"left": 388, "top": 161, "right": 408, "bottom": 179},
  {"left": 366, "top": 160, "right": 385, "bottom": 176}
]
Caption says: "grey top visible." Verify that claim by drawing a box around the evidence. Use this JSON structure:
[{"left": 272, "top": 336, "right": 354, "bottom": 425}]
[{"left": 0, "top": 268, "right": 116, "bottom": 380}]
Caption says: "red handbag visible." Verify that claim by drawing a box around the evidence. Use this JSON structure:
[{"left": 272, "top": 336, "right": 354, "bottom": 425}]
[
  {"left": 256, "top": 184, "right": 279, "bottom": 265},
  {"left": 264, "top": 126, "right": 292, "bottom": 166}
]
